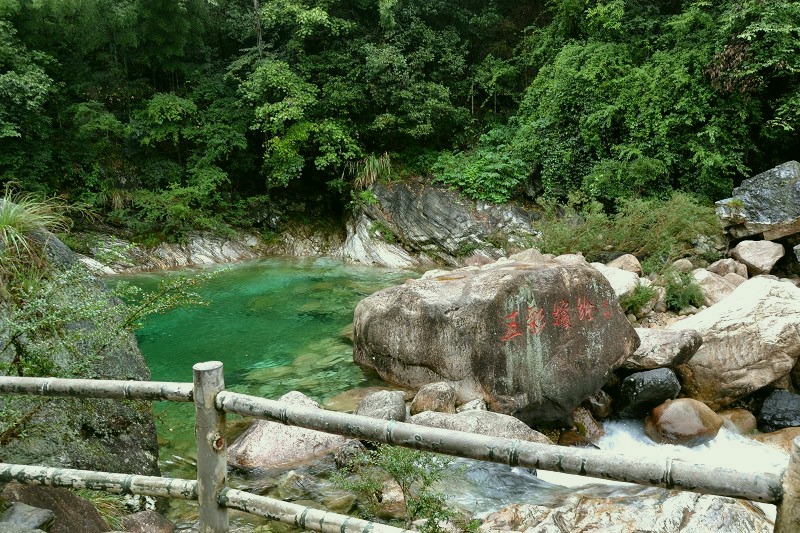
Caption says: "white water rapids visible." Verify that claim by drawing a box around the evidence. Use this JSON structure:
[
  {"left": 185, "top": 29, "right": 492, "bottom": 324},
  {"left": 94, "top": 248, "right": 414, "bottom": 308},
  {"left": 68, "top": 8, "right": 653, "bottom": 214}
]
[{"left": 444, "top": 420, "right": 788, "bottom": 520}]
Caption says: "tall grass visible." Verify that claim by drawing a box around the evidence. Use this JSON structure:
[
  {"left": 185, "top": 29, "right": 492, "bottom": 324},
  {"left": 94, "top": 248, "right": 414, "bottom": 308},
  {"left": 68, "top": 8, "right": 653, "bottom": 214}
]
[{"left": 538, "top": 192, "right": 723, "bottom": 272}]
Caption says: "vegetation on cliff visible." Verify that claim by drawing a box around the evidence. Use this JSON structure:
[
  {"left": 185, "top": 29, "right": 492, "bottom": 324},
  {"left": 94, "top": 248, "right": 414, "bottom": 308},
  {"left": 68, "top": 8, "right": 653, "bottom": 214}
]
[{"left": 0, "top": 0, "right": 797, "bottom": 240}]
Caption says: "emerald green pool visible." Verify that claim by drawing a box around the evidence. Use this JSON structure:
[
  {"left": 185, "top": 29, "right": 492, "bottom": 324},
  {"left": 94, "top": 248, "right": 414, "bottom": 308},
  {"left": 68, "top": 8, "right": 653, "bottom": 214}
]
[{"left": 122, "top": 257, "right": 416, "bottom": 480}]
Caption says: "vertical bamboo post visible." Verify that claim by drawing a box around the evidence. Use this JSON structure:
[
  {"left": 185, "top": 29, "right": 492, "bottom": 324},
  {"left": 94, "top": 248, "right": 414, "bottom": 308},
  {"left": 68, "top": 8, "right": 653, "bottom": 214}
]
[
  {"left": 194, "top": 361, "right": 229, "bottom": 532},
  {"left": 776, "top": 436, "right": 800, "bottom": 532}
]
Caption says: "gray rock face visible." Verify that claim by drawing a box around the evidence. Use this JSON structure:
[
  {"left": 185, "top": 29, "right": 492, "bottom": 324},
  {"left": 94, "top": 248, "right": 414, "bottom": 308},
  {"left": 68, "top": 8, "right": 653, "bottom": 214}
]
[
  {"left": 355, "top": 390, "right": 407, "bottom": 421},
  {"left": 0, "top": 503, "right": 54, "bottom": 531},
  {"left": 669, "top": 276, "right": 800, "bottom": 410},
  {"left": 624, "top": 328, "right": 702, "bottom": 371},
  {"left": 354, "top": 257, "right": 639, "bottom": 424},
  {"left": 617, "top": 368, "right": 681, "bottom": 419},
  {"left": 758, "top": 389, "right": 800, "bottom": 433},
  {"left": 355, "top": 179, "right": 538, "bottom": 266},
  {"left": 480, "top": 488, "right": 773, "bottom": 532},
  {"left": 341, "top": 214, "right": 419, "bottom": 268},
  {"left": 408, "top": 410, "right": 552, "bottom": 444},
  {"left": 716, "top": 160, "right": 800, "bottom": 240},
  {"left": 227, "top": 391, "right": 348, "bottom": 469},
  {"left": 0, "top": 231, "right": 159, "bottom": 476}
]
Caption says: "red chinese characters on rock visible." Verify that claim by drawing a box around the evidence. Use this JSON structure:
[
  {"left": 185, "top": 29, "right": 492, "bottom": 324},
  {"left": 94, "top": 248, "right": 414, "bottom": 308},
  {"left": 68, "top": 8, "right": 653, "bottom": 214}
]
[
  {"left": 501, "top": 310, "right": 523, "bottom": 342},
  {"left": 501, "top": 295, "right": 611, "bottom": 343},
  {"left": 526, "top": 306, "right": 546, "bottom": 335}
]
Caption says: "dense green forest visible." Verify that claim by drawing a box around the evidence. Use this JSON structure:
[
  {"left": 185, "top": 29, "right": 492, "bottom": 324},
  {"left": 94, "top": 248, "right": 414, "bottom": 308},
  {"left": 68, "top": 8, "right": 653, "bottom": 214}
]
[{"left": 1, "top": 0, "right": 798, "bottom": 240}]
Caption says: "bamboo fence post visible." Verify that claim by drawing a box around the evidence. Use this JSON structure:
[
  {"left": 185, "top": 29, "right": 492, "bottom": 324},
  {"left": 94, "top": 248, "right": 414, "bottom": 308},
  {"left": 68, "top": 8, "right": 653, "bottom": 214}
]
[
  {"left": 776, "top": 436, "right": 800, "bottom": 532},
  {"left": 193, "top": 361, "right": 229, "bottom": 533}
]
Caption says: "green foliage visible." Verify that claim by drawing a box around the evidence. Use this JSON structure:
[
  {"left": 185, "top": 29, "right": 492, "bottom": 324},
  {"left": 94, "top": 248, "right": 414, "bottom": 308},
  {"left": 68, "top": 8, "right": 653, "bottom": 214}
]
[
  {"left": 369, "top": 221, "right": 397, "bottom": 244},
  {"left": 620, "top": 283, "right": 657, "bottom": 316},
  {"left": 0, "top": 192, "right": 70, "bottom": 280},
  {"left": 538, "top": 192, "right": 722, "bottom": 268},
  {"left": 664, "top": 271, "right": 705, "bottom": 312},
  {"left": 332, "top": 444, "right": 460, "bottom": 532},
  {"left": 433, "top": 128, "right": 526, "bottom": 204},
  {"left": 73, "top": 490, "right": 127, "bottom": 531}
]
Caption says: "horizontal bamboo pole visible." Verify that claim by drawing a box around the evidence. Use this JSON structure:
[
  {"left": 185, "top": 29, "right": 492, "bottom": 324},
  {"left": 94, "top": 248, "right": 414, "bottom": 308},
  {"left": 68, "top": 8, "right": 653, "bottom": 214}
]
[
  {"left": 0, "top": 463, "right": 198, "bottom": 500},
  {"left": 217, "top": 391, "right": 784, "bottom": 503},
  {"left": 0, "top": 376, "right": 193, "bottom": 402},
  {"left": 220, "top": 488, "right": 408, "bottom": 533}
]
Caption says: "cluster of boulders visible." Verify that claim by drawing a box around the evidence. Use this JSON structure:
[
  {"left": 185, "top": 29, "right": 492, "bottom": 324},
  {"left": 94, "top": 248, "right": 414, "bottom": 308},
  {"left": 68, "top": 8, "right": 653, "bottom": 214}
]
[{"left": 226, "top": 162, "right": 800, "bottom": 532}]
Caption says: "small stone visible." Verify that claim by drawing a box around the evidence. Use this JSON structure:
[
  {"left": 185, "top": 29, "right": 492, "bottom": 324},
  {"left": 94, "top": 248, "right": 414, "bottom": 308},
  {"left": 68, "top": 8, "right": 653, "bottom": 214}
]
[
  {"left": 583, "top": 389, "right": 612, "bottom": 419},
  {"left": 606, "top": 254, "right": 643, "bottom": 277},
  {"left": 644, "top": 398, "right": 723, "bottom": 446},
  {"left": 707, "top": 258, "right": 748, "bottom": 279},
  {"left": 671, "top": 258, "right": 694, "bottom": 273},
  {"left": 355, "top": 390, "right": 407, "bottom": 421},
  {"left": 410, "top": 382, "right": 456, "bottom": 415}
]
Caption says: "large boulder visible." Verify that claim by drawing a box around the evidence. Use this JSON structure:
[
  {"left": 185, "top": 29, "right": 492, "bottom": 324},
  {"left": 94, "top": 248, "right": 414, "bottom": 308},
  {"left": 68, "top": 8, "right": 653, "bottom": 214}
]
[
  {"left": 353, "top": 257, "right": 639, "bottom": 424},
  {"left": 479, "top": 488, "right": 773, "bottom": 532},
  {"left": 227, "top": 391, "right": 349, "bottom": 469},
  {"left": 589, "top": 262, "right": 639, "bottom": 299},
  {"left": 715, "top": 160, "right": 800, "bottom": 240},
  {"left": 669, "top": 276, "right": 800, "bottom": 410}
]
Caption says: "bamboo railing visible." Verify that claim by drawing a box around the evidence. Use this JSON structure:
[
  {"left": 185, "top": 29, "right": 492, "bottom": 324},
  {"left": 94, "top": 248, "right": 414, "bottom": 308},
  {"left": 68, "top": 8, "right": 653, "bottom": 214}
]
[{"left": 0, "top": 361, "right": 797, "bottom": 533}]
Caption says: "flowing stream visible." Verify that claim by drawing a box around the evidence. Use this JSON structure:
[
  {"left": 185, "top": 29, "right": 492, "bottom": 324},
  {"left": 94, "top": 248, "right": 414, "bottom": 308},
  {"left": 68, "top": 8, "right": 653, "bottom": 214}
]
[{"left": 123, "top": 257, "right": 786, "bottom": 531}]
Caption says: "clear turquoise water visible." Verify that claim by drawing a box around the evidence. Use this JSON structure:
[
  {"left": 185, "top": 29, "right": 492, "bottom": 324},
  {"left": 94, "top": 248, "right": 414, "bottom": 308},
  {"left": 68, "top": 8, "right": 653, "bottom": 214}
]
[{"left": 118, "top": 256, "right": 417, "bottom": 480}]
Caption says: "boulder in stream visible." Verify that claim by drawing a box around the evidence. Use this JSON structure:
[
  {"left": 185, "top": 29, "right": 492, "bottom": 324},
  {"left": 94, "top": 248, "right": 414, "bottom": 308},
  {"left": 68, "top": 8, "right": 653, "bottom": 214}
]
[
  {"left": 354, "top": 256, "right": 639, "bottom": 424},
  {"left": 227, "top": 391, "right": 348, "bottom": 470},
  {"left": 669, "top": 276, "right": 800, "bottom": 410},
  {"left": 644, "top": 398, "right": 723, "bottom": 447}
]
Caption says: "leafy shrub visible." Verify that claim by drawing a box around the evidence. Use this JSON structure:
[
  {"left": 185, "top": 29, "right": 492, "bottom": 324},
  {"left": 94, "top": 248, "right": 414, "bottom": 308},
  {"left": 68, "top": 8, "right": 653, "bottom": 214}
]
[
  {"left": 664, "top": 271, "right": 704, "bottom": 311},
  {"left": 332, "top": 444, "right": 464, "bottom": 532},
  {"left": 621, "top": 283, "right": 657, "bottom": 316},
  {"left": 432, "top": 127, "right": 527, "bottom": 204}
]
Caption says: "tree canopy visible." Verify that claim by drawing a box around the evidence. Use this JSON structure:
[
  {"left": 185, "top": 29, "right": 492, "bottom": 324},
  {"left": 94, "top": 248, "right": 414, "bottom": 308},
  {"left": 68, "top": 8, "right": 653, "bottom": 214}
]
[{"left": 0, "top": 0, "right": 797, "bottom": 237}]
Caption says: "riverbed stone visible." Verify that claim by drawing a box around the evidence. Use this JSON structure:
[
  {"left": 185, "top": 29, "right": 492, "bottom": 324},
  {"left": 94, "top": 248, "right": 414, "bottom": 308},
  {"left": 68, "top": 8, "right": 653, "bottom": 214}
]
[
  {"left": 669, "top": 276, "right": 800, "bottom": 410},
  {"left": 751, "top": 427, "right": 800, "bottom": 454},
  {"left": 606, "top": 254, "right": 643, "bottom": 277},
  {"left": 718, "top": 409, "right": 757, "bottom": 434},
  {"left": 583, "top": 389, "right": 613, "bottom": 419},
  {"left": 355, "top": 390, "right": 407, "bottom": 421},
  {"left": 623, "top": 328, "right": 702, "bottom": 371},
  {"left": 617, "top": 368, "right": 681, "bottom": 419},
  {"left": 757, "top": 389, "right": 800, "bottom": 433},
  {"left": 354, "top": 257, "right": 639, "bottom": 424},
  {"left": 590, "top": 262, "right": 639, "bottom": 299},
  {"left": 120, "top": 511, "right": 176, "bottom": 533},
  {"left": 408, "top": 410, "right": 552, "bottom": 444},
  {"left": 707, "top": 258, "right": 749, "bottom": 279},
  {"left": 572, "top": 406, "right": 605, "bottom": 442},
  {"left": 0, "top": 484, "right": 108, "bottom": 533},
  {"left": 644, "top": 398, "right": 723, "bottom": 446},
  {"left": 410, "top": 382, "right": 457, "bottom": 415},
  {"left": 227, "top": 391, "right": 349, "bottom": 469},
  {"left": 691, "top": 268, "right": 737, "bottom": 306},
  {"left": 730, "top": 240, "right": 785, "bottom": 275},
  {"left": 479, "top": 487, "right": 773, "bottom": 532}
]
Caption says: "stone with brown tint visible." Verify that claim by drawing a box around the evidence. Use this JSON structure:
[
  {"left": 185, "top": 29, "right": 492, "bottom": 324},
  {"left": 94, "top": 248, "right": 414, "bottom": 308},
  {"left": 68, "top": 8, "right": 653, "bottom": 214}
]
[
  {"left": 718, "top": 408, "right": 757, "bottom": 434},
  {"left": 410, "top": 382, "right": 456, "bottom": 415},
  {"left": 353, "top": 257, "right": 639, "bottom": 424},
  {"left": 645, "top": 398, "right": 723, "bottom": 446}
]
